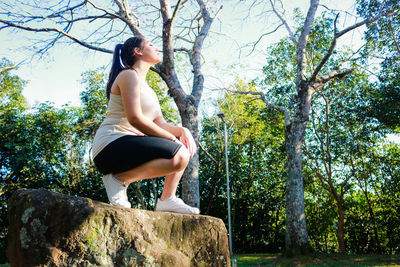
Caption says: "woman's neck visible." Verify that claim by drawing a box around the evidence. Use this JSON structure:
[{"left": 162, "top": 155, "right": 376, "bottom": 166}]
[{"left": 132, "top": 60, "right": 151, "bottom": 81}]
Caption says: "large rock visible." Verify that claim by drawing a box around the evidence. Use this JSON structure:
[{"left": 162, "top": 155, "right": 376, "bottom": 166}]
[{"left": 7, "top": 188, "right": 230, "bottom": 267}]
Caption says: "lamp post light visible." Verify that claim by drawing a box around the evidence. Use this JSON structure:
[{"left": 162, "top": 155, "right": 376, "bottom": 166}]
[{"left": 217, "top": 112, "right": 233, "bottom": 257}]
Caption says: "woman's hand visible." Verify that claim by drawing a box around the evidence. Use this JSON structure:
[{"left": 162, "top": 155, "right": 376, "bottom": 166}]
[{"left": 178, "top": 127, "right": 197, "bottom": 158}]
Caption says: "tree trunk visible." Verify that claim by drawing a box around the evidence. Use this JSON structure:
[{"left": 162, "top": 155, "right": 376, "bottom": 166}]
[
  {"left": 284, "top": 121, "right": 312, "bottom": 256},
  {"left": 284, "top": 85, "right": 313, "bottom": 256},
  {"left": 364, "top": 190, "right": 381, "bottom": 252},
  {"left": 180, "top": 103, "right": 200, "bottom": 208},
  {"left": 337, "top": 200, "right": 346, "bottom": 253}
]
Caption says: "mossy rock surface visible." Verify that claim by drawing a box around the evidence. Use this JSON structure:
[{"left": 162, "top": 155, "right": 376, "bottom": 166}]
[{"left": 7, "top": 188, "right": 230, "bottom": 267}]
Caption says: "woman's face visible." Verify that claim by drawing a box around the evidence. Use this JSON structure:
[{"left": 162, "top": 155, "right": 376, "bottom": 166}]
[{"left": 135, "top": 39, "right": 161, "bottom": 65}]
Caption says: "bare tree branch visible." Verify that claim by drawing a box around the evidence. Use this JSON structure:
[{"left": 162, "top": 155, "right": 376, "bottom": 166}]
[
  {"left": 312, "top": 68, "right": 354, "bottom": 92},
  {"left": 0, "top": 65, "right": 17, "bottom": 73},
  {"left": 310, "top": 14, "right": 339, "bottom": 82},
  {"left": 269, "top": 0, "right": 297, "bottom": 44},
  {"left": 171, "top": 0, "right": 183, "bottom": 25},
  {"left": 198, "top": 142, "right": 218, "bottom": 165},
  {"left": 0, "top": 19, "right": 112, "bottom": 53},
  {"left": 296, "top": 0, "right": 319, "bottom": 84},
  {"left": 158, "top": 0, "right": 187, "bottom": 108},
  {"left": 191, "top": 1, "right": 223, "bottom": 108},
  {"left": 388, "top": 18, "right": 400, "bottom": 54},
  {"left": 174, "top": 47, "right": 191, "bottom": 54},
  {"left": 311, "top": 7, "right": 395, "bottom": 81},
  {"left": 113, "top": 0, "right": 144, "bottom": 36},
  {"left": 231, "top": 89, "right": 290, "bottom": 126},
  {"left": 174, "top": 35, "right": 194, "bottom": 44},
  {"left": 246, "top": 23, "right": 283, "bottom": 56}
]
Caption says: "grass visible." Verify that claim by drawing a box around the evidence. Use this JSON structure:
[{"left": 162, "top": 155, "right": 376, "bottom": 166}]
[
  {"left": 2, "top": 253, "right": 400, "bottom": 266},
  {"left": 231, "top": 253, "right": 400, "bottom": 266}
]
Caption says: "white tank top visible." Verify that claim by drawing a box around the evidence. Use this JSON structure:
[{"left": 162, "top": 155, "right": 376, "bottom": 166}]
[{"left": 92, "top": 81, "right": 162, "bottom": 158}]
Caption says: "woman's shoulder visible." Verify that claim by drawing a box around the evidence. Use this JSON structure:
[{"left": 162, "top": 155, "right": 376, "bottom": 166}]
[
  {"left": 116, "top": 69, "right": 140, "bottom": 89},
  {"left": 117, "top": 69, "right": 139, "bottom": 81}
]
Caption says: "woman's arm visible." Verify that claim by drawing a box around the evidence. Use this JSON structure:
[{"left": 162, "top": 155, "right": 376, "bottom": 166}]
[
  {"left": 118, "top": 70, "right": 176, "bottom": 141},
  {"left": 154, "top": 115, "right": 197, "bottom": 157}
]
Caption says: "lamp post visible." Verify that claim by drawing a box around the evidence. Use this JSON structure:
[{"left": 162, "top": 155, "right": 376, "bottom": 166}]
[{"left": 217, "top": 112, "right": 233, "bottom": 257}]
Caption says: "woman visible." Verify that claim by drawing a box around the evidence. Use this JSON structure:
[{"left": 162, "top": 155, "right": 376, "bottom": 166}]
[{"left": 92, "top": 36, "right": 199, "bottom": 214}]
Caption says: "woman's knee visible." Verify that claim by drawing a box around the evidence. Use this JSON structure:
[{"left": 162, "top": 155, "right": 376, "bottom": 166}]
[{"left": 171, "top": 146, "right": 190, "bottom": 171}]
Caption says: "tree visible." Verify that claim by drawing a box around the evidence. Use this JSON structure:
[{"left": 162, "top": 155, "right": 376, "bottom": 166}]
[
  {"left": 304, "top": 67, "right": 387, "bottom": 253},
  {"left": 0, "top": 0, "right": 222, "bottom": 208},
  {"left": 235, "top": 0, "right": 397, "bottom": 256},
  {"left": 199, "top": 79, "right": 286, "bottom": 253}
]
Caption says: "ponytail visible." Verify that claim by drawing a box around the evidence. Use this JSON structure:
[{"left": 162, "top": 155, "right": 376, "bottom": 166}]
[
  {"left": 105, "top": 36, "right": 145, "bottom": 100},
  {"left": 106, "top": 44, "right": 124, "bottom": 100}
]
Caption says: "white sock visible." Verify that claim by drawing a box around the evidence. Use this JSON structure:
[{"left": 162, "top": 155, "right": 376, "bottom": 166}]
[
  {"left": 112, "top": 175, "right": 126, "bottom": 186},
  {"left": 160, "top": 195, "right": 175, "bottom": 201}
]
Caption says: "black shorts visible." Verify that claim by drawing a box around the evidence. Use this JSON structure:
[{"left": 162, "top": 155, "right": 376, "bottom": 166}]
[{"left": 94, "top": 135, "right": 182, "bottom": 175}]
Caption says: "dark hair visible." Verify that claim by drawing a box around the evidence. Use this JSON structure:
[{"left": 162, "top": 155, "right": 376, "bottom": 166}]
[{"left": 106, "top": 36, "right": 145, "bottom": 100}]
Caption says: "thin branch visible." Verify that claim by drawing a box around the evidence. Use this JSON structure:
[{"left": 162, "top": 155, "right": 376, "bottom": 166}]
[
  {"left": 198, "top": 142, "right": 218, "bottom": 164},
  {"left": 319, "top": 4, "right": 358, "bottom": 18},
  {"left": 335, "top": 11, "right": 393, "bottom": 40},
  {"left": 43, "top": 1, "right": 87, "bottom": 20},
  {"left": 304, "top": 141, "right": 330, "bottom": 192},
  {"left": 0, "top": 65, "right": 17, "bottom": 73},
  {"left": 171, "top": 0, "right": 183, "bottom": 25},
  {"left": 351, "top": 61, "right": 379, "bottom": 78},
  {"left": 246, "top": 23, "right": 283, "bottom": 56},
  {"left": 310, "top": 102, "right": 328, "bottom": 173},
  {"left": 0, "top": 19, "right": 112, "bottom": 53},
  {"left": 388, "top": 18, "right": 400, "bottom": 54},
  {"left": 311, "top": 7, "right": 396, "bottom": 81},
  {"left": 269, "top": 0, "right": 297, "bottom": 44},
  {"left": 311, "top": 14, "right": 339, "bottom": 82},
  {"left": 113, "top": 0, "right": 144, "bottom": 36},
  {"left": 174, "top": 35, "right": 194, "bottom": 44},
  {"left": 316, "top": 68, "right": 354, "bottom": 84},
  {"left": 319, "top": 90, "right": 332, "bottom": 177},
  {"left": 231, "top": 89, "right": 291, "bottom": 126},
  {"left": 312, "top": 68, "right": 354, "bottom": 92},
  {"left": 174, "top": 47, "right": 191, "bottom": 53}
]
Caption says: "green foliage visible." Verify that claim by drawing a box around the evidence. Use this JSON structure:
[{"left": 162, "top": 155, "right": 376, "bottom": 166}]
[
  {"left": 369, "top": 57, "right": 400, "bottom": 131},
  {"left": 356, "top": 0, "right": 400, "bottom": 130},
  {"left": 0, "top": 63, "right": 103, "bottom": 263},
  {"left": 357, "top": 0, "right": 400, "bottom": 58},
  {"left": 76, "top": 69, "right": 108, "bottom": 142},
  {"left": 0, "top": 58, "right": 27, "bottom": 113}
]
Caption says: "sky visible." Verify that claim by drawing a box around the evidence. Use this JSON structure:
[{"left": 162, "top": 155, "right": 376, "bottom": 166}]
[
  {"left": 1, "top": 0, "right": 399, "bottom": 143},
  {"left": 0, "top": 0, "right": 361, "bottom": 106}
]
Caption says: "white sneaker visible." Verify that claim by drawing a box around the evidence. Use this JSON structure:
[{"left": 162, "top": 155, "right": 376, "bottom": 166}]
[
  {"left": 102, "top": 174, "right": 131, "bottom": 208},
  {"left": 155, "top": 195, "right": 200, "bottom": 214}
]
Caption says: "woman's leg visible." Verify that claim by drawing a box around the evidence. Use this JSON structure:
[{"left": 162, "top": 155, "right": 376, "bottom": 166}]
[
  {"left": 160, "top": 169, "right": 185, "bottom": 200},
  {"left": 109, "top": 145, "right": 198, "bottom": 213},
  {"left": 113, "top": 145, "right": 190, "bottom": 186}
]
